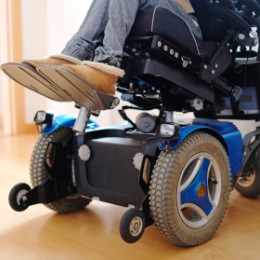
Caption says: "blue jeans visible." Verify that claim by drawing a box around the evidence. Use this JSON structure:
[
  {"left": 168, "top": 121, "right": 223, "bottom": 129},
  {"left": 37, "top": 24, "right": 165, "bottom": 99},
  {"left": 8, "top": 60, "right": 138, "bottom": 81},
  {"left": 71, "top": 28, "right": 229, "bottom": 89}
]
[{"left": 62, "top": 0, "right": 201, "bottom": 67}]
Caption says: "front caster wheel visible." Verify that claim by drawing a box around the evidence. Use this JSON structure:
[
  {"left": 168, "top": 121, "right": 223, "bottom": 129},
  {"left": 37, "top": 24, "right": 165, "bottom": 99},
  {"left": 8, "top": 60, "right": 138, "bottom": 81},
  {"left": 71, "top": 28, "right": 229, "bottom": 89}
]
[
  {"left": 120, "top": 208, "right": 146, "bottom": 243},
  {"left": 9, "top": 183, "right": 31, "bottom": 212}
]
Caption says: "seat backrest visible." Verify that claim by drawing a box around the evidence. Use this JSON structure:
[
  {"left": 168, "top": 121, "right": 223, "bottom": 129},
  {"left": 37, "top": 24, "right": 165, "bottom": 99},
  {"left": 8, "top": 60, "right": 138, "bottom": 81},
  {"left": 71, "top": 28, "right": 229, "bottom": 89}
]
[
  {"left": 191, "top": 0, "right": 251, "bottom": 41},
  {"left": 151, "top": 7, "right": 201, "bottom": 56}
]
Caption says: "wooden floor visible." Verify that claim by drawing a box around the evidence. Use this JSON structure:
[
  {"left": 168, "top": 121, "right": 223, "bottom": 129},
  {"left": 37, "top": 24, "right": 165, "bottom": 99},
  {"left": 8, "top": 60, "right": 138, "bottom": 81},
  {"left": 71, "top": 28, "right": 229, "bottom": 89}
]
[{"left": 1, "top": 134, "right": 260, "bottom": 260}]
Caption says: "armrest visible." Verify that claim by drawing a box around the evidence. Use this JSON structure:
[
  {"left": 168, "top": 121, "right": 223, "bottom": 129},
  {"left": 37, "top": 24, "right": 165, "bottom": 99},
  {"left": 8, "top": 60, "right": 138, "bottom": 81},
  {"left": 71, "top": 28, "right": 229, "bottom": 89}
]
[{"left": 210, "top": 6, "right": 252, "bottom": 33}]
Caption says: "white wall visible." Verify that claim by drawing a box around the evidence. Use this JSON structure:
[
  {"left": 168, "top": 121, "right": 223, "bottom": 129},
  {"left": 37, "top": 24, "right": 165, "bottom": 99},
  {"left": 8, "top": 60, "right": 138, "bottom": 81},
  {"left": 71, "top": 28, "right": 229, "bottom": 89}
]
[
  {"left": 21, "top": 0, "right": 48, "bottom": 123},
  {"left": 0, "top": 0, "right": 9, "bottom": 119},
  {"left": 0, "top": 1, "right": 7, "bottom": 117},
  {"left": 0, "top": 0, "right": 12, "bottom": 130},
  {"left": 20, "top": 0, "right": 118, "bottom": 126}
]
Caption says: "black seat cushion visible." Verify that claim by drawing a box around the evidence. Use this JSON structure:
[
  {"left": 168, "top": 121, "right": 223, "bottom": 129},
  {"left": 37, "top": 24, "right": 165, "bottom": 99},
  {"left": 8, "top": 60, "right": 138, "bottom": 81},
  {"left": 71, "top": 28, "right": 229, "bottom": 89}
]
[{"left": 129, "top": 7, "right": 202, "bottom": 57}]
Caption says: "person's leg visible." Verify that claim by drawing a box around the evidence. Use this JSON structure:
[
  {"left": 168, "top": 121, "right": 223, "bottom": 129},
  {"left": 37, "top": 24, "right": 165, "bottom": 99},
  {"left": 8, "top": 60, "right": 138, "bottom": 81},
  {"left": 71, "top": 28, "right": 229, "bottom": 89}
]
[
  {"left": 61, "top": 0, "right": 111, "bottom": 61},
  {"left": 27, "top": 0, "right": 159, "bottom": 67},
  {"left": 93, "top": 0, "right": 160, "bottom": 67},
  {"left": 58, "top": 0, "right": 160, "bottom": 95},
  {"left": 92, "top": 0, "right": 200, "bottom": 66},
  {"left": 22, "top": 0, "right": 112, "bottom": 68}
]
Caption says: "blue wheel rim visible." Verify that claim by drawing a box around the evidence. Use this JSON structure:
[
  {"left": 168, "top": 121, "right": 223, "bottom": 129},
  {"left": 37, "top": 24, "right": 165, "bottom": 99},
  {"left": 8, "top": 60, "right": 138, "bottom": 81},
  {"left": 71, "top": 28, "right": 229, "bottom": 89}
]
[{"left": 177, "top": 153, "right": 222, "bottom": 228}]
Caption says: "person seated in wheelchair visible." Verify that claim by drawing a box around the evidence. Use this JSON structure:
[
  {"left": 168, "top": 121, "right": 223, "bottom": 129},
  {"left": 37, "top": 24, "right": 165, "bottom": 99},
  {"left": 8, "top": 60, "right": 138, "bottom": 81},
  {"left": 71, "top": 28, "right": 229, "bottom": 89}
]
[
  {"left": 0, "top": 0, "right": 201, "bottom": 105},
  {"left": 1, "top": 0, "right": 259, "bottom": 112}
]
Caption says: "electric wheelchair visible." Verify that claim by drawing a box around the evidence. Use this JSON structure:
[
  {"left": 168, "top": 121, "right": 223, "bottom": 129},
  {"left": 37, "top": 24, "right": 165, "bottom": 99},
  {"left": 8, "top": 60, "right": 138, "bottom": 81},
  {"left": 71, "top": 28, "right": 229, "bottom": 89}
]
[{"left": 2, "top": 0, "right": 260, "bottom": 247}]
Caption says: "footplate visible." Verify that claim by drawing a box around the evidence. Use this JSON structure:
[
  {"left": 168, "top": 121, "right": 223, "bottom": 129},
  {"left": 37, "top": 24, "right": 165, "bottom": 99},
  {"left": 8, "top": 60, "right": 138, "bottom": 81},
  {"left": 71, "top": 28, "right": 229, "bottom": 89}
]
[
  {"left": 0, "top": 62, "right": 72, "bottom": 101},
  {"left": 37, "top": 65, "right": 120, "bottom": 110}
]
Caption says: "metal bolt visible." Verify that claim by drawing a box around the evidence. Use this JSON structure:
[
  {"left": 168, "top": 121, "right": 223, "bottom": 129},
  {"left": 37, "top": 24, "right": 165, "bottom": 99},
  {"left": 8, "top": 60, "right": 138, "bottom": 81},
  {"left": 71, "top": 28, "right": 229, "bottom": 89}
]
[{"left": 238, "top": 33, "right": 246, "bottom": 41}]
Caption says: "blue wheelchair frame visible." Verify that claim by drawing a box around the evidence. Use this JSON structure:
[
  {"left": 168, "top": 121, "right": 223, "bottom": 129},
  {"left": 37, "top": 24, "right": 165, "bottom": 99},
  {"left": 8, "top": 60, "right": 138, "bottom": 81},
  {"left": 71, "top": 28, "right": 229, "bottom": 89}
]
[{"left": 42, "top": 114, "right": 243, "bottom": 179}]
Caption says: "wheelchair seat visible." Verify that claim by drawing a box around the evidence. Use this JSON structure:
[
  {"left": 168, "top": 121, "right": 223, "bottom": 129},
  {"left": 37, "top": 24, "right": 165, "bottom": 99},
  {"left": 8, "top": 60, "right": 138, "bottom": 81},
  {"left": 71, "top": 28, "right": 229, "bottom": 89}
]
[
  {"left": 124, "top": 1, "right": 253, "bottom": 65},
  {"left": 129, "top": 6, "right": 202, "bottom": 58},
  {"left": 119, "top": 0, "right": 258, "bottom": 116}
]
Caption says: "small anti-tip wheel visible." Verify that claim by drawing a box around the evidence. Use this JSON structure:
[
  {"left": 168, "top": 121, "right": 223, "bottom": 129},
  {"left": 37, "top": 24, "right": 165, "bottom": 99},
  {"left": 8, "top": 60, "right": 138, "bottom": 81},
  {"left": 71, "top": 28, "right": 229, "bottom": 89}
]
[
  {"left": 120, "top": 208, "right": 145, "bottom": 243},
  {"left": 9, "top": 183, "right": 31, "bottom": 212}
]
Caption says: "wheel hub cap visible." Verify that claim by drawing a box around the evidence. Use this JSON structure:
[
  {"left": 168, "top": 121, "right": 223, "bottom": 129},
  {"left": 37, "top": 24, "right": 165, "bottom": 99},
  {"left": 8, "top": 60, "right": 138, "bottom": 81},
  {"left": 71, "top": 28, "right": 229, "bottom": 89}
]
[
  {"left": 177, "top": 153, "right": 222, "bottom": 228},
  {"left": 198, "top": 184, "right": 206, "bottom": 198},
  {"left": 130, "top": 217, "right": 143, "bottom": 237}
]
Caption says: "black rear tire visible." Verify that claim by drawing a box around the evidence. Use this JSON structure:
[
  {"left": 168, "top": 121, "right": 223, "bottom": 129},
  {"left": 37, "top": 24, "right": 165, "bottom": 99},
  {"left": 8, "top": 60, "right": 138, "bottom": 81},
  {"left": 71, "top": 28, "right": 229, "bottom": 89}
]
[
  {"left": 235, "top": 147, "right": 260, "bottom": 198},
  {"left": 149, "top": 132, "right": 231, "bottom": 246}
]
